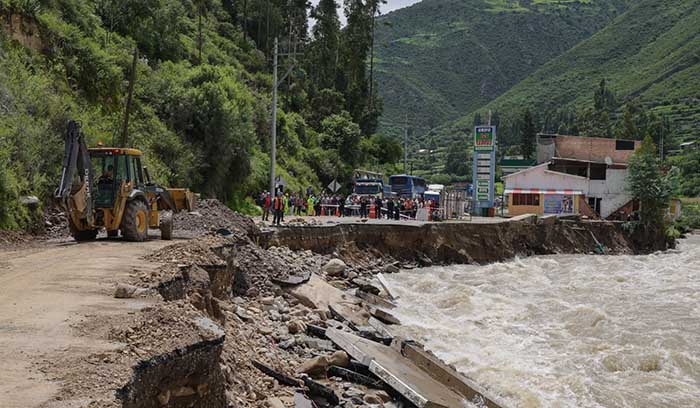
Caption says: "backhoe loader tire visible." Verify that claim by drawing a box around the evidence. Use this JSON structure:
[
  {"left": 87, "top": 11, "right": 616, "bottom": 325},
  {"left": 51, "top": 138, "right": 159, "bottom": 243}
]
[
  {"left": 69, "top": 219, "right": 98, "bottom": 242},
  {"left": 160, "top": 211, "right": 173, "bottom": 240},
  {"left": 121, "top": 200, "right": 149, "bottom": 242}
]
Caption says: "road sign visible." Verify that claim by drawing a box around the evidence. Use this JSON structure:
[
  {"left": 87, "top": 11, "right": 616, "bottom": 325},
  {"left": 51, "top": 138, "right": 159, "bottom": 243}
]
[
  {"left": 328, "top": 179, "right": 341, "bottom": 193},
  {"left": 472, "top": 126, "right": 496, "bottom": 211},
  {"left": 275, "top": 176, "right": 287, "bottom": 187},
  {"left": 474, "top": 126, "right": 495, "bottom": 151}
]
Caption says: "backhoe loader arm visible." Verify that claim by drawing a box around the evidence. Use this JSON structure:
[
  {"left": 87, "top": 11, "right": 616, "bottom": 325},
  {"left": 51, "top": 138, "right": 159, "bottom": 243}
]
[{"left": 55, "top": 120, "right": 94, "bottom": 220}]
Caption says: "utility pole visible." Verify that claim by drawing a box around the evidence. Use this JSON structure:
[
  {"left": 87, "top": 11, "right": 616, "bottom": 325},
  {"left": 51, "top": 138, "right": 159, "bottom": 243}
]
[
  {"left": 269, "top": 38, "right": 299, "bottom": 196},
  {"left": 120, "top": 47, "right": 138, "bottom": 147},
  {"left": 403, "top": 114, "right": 408, "bottom": 173},
  {"left": 270, "top": 37, "right": 278, "bottom": 196},
  {"left": 368, "top": 1, "right": 378, "bottom": 114}
]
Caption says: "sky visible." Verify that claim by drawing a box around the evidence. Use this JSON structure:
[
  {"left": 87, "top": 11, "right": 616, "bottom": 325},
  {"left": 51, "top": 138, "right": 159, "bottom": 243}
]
[{"left": 309, "top": 0, "right": 422, "bottom": 25}]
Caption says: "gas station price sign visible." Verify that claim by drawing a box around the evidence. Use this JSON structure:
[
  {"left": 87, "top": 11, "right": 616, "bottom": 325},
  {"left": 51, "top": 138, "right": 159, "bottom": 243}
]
[{"left": 474, "top": 126, "right": 495, "bottom": 151}]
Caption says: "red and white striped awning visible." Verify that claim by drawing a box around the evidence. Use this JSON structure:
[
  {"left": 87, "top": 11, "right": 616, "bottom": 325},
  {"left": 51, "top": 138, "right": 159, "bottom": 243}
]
[{"left": 504, "top": 188, "right": 583, "bottom": 195}]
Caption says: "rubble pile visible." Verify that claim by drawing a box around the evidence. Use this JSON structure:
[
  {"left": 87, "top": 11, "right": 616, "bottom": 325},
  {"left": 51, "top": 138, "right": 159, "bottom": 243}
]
[
  {"left": 119, "top": 212, "right": 504, "bottom": 407},
  {"left": 109, "top": 302, "right": 214, "bottom": 358},
  {"left": 145, "top": 234, "right": 231, "bottom": 266},
  {"left": 217, "top": 287, "right": 398, "bottom": 407},
  {"left": 225, "top": 244, "right": 329, "bottom": 297},
  {"left": 174, "top": 198, "right": 258, "bottom": 237},
  {"left": 43, "top": 207, "right": 70, "bottom": 238},
  {"left": 36, "top": 302, "right": 223, "bottom": 408}
]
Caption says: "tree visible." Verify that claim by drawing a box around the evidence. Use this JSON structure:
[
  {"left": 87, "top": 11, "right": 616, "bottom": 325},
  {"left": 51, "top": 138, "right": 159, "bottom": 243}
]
[
  {"left": 627, "top": 135, "right": 671, "bottom": 228},
  {"left": 339, "top": 0, "right": 382, "bottom": 135},
  {"left": 473, "top": 112, "right": 482, "bottom": 127},
  {"left": 521, "top": 110, "right": 536, "bottom": 160},
  {"left": 319, "top": 111, "right": 362, "bottom": 166},
  {"left": 444, "top": 141, "right": 469, "bottom": 177},
  {"left": 593, "top": 79, "right": 616, "bottom": 112},
  {"left": 309, "top": 0, "right": 341, "bottom": 90}
]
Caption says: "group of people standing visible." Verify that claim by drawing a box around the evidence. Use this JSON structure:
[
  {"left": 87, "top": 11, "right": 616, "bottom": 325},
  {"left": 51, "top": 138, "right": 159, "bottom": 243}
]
[
  {"left": 257, "top": 190, "right": 434, "bottom": 225},
  {"left": 357, "top": 196, "right": 429, "bottom": 220},
  {"left": 257, "top": 191, "right": 346, "bottom": 225}
]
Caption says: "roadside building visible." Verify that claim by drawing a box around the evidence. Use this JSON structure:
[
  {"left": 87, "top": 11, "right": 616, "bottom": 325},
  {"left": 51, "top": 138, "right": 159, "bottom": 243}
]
[
  {"left": 500, "top": 156, "right": 536, "bottom": 177},
  {"left": 504, "top": 134, "right": 642, "bottom": 219}
]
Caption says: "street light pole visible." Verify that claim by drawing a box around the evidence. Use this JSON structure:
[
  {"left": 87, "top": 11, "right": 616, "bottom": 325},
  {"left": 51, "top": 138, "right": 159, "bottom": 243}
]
[{"left": 270, "top": 37, "right": 278, "bottom": 196}]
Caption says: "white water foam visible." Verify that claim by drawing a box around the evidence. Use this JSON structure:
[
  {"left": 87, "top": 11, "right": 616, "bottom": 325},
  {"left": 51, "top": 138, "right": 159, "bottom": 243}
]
[{"left": 385, "top": 235, "right": 700, "bottom": 408}]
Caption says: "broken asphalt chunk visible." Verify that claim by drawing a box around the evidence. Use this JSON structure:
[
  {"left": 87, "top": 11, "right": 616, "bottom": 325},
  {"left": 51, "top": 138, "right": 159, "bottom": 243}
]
[
  {"left": 327, "top": 365, "right": 384, "bottom": 389},
  {"left": 251, "top": 360, "right": 301, "bottom": 387}
]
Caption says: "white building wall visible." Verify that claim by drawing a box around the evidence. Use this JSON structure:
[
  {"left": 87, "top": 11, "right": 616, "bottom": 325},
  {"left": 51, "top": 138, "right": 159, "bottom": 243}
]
[
  {"left": 505, "top": 164, "right": 589, "bottom": 191},
  {"left": 506, "top": 165, "right": 632, "bottom": 219},
  {"left": 587, "top": 168, "right": 631, "bottom": 218}
]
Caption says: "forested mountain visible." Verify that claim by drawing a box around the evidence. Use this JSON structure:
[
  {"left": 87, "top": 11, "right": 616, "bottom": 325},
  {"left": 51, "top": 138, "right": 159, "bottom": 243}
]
[
  {"left": 0, "top": 0, "right": 400, "bottom": 229},
  {"left": 442, "top": 0, "right": 700, "bottom": 146},
  {"left": 374, "top": 0, "right": 630, "bottom": 139},
  {"left": 403, "top": 0, "right": 698, "bottom": 193}
]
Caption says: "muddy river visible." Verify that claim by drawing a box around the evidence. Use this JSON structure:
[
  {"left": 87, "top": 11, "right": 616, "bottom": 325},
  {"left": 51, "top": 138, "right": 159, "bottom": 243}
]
[{"left": 385, "top": 235, "right": 700, "bottom": 408}]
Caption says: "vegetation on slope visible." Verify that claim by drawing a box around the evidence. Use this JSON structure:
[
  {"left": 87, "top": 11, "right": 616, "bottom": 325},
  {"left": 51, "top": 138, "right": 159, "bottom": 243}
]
[
  {"left": 0, "top": 0, "right": 401, "bottom": 229},
  {"left": 423, "top": 0, "right": 699, "bottom": 190},
  {"left": 374, "top": 0, "right": 629, "bottom": 139}
]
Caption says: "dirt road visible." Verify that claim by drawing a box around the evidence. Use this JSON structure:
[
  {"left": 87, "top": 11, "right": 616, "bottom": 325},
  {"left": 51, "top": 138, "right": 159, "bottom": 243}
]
[{"left": 0, "top": 237, "right": 174, "bottom": 408}]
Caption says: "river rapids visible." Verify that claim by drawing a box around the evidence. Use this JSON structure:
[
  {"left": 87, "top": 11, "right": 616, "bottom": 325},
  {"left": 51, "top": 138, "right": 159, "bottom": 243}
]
[{"left": 384, "top": 235, "right": 700, "bottom": 408}]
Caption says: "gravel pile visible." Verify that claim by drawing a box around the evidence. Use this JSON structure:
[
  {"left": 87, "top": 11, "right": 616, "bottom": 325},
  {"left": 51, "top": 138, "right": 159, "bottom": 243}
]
[
  {"left": 144, "top": 234, "right": 231, "bottom": 266},
  {"left": 225, "top": 243, "right": 329, "bottom": 297},
  {"left": 175, "top": 199, "right": 258, "bottom": 238},
  {"left": 43, "top": 207, "right": 70, "bottom": 239}
]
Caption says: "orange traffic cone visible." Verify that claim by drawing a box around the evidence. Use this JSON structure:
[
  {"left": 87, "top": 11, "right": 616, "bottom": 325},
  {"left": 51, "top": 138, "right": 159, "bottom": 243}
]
[
  {"left": 320, "top": 206, "right": 325, "bottom": 216},
  {"left": 336, "top": 206, "right": 340, "bottom": 217},
  {"left": 369, "top": 204, "right": 376, "bottom": 219}
]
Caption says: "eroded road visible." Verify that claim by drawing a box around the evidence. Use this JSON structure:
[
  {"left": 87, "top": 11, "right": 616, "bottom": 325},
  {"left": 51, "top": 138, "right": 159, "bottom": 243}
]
[{"left": 0, "top": 237, "right": 174, "bottom": 407}]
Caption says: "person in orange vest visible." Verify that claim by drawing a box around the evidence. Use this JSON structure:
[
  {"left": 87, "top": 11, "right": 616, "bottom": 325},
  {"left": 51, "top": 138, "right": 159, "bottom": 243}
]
[{"left": 272, "top": 193, "right": 284, "bottom": 226}]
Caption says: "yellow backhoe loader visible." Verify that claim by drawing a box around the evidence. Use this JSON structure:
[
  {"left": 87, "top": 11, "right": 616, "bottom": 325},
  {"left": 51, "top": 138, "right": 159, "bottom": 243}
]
[{"left": 55, "top": 120, "right": 195, "bottom": 242}]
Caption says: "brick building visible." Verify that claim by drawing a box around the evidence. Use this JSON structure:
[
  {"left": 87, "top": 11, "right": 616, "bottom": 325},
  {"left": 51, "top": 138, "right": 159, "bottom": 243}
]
[{"left": 504, "top": 134, "right": 641, "bottom": 219}]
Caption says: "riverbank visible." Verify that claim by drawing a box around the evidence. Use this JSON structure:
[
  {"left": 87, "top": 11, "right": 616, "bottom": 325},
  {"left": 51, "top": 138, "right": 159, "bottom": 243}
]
[
  {"left": 264, "top": 216, "right": 639, "bottom": 265},
  {"left": 2, "top": 209, "right": 664, "bottom": 407}
]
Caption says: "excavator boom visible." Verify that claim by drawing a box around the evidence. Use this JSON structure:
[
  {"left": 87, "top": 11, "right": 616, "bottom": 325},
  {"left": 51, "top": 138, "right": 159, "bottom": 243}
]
[{"left": 55, "top": 120, "right": 94, "bottom": 223}]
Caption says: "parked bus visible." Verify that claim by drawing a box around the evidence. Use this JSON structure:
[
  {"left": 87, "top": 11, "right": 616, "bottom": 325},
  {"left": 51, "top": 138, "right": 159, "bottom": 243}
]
[{"left": 389, "top": 174, "right": 426, "bottom": 198}]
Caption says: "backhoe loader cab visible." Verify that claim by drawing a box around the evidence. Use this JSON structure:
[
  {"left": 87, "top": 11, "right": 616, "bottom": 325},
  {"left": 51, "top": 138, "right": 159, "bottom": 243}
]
[{"left": 56, "top": 121, "right": 195, "bottom": 242}]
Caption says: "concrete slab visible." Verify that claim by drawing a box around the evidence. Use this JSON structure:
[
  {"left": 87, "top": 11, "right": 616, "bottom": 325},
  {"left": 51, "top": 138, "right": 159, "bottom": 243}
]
[
  {"left": 288, "top": 274, "right": 358, "bottom": 310},
  {"left": 353, "top": 288, "right": 396, "bottom": 309},
  {"left": 369, "top": 306, "right": 401, "bottom": 325},
  {"left": 376, "top": 273, "right": 397, "bottom": 300},
  {"left": 401, "top": 343, "right": 504, "bottom": 408},
  {"left": 325, "top": 328, "right": 475, "bottom": 408},
  {"left": 368, "top": 317, "right": 395, "bottom": 339}
]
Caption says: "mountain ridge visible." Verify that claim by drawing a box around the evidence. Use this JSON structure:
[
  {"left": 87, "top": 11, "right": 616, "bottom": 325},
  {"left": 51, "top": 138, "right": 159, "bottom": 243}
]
[{"left": 374, "top": 0, "right": 630, "bottom": 138}]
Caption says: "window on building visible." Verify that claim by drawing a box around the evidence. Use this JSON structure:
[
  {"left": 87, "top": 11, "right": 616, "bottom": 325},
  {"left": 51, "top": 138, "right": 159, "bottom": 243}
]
[
  {"left": 616, "top": 140, "right": 635, "bottom": 150},
  {"left": 590, "top": 164, "right": 607, "bottom": 180},
  {"left": 512, "top": 193, "right": 540, "bottom": 206}
]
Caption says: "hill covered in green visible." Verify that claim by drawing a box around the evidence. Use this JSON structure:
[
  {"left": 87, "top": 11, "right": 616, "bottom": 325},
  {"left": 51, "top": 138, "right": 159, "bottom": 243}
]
[
  {"left": 0, "top": 0, "right": 399, "bottom": 229},
  {"left": 443, "top": 0, "right": 700, "bottom": 145},
  {"left": 374, "top": 0, "right": 630, "bottom": 139}
]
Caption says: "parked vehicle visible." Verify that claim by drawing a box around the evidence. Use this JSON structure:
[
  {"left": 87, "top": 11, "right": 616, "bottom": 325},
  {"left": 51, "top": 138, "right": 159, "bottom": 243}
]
[{"left": 389, "top": 174, "right": 426, "bottom": 198}]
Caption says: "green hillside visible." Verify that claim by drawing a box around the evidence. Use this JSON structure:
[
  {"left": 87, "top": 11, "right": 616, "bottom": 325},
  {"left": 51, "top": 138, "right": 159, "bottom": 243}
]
[
  {"left": 444, "top": 0, "right": 700, "bottom": 144},
  {"left": 0, "top": 0, "right": 398, "bottom": 229},
  {"left": 374, "top": 0, "right": 630, "bottom": 139}
]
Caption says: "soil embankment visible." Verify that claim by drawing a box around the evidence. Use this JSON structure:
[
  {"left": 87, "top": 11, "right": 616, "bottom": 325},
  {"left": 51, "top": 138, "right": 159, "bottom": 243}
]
[{"left": 265, "top": 218, "right": 637, "bottom": 265}]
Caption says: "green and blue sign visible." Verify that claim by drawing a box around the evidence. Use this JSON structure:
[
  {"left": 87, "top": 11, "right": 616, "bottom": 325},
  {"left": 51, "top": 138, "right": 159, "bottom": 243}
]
[{"left": 472, "top": 126, "right": 496, "bottom": 212}]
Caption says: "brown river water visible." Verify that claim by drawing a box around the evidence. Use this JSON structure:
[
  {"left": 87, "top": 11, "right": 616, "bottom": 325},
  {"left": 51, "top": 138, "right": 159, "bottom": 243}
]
[{"left": 384, "top": 235, "right": 700, "bottom": 408}]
